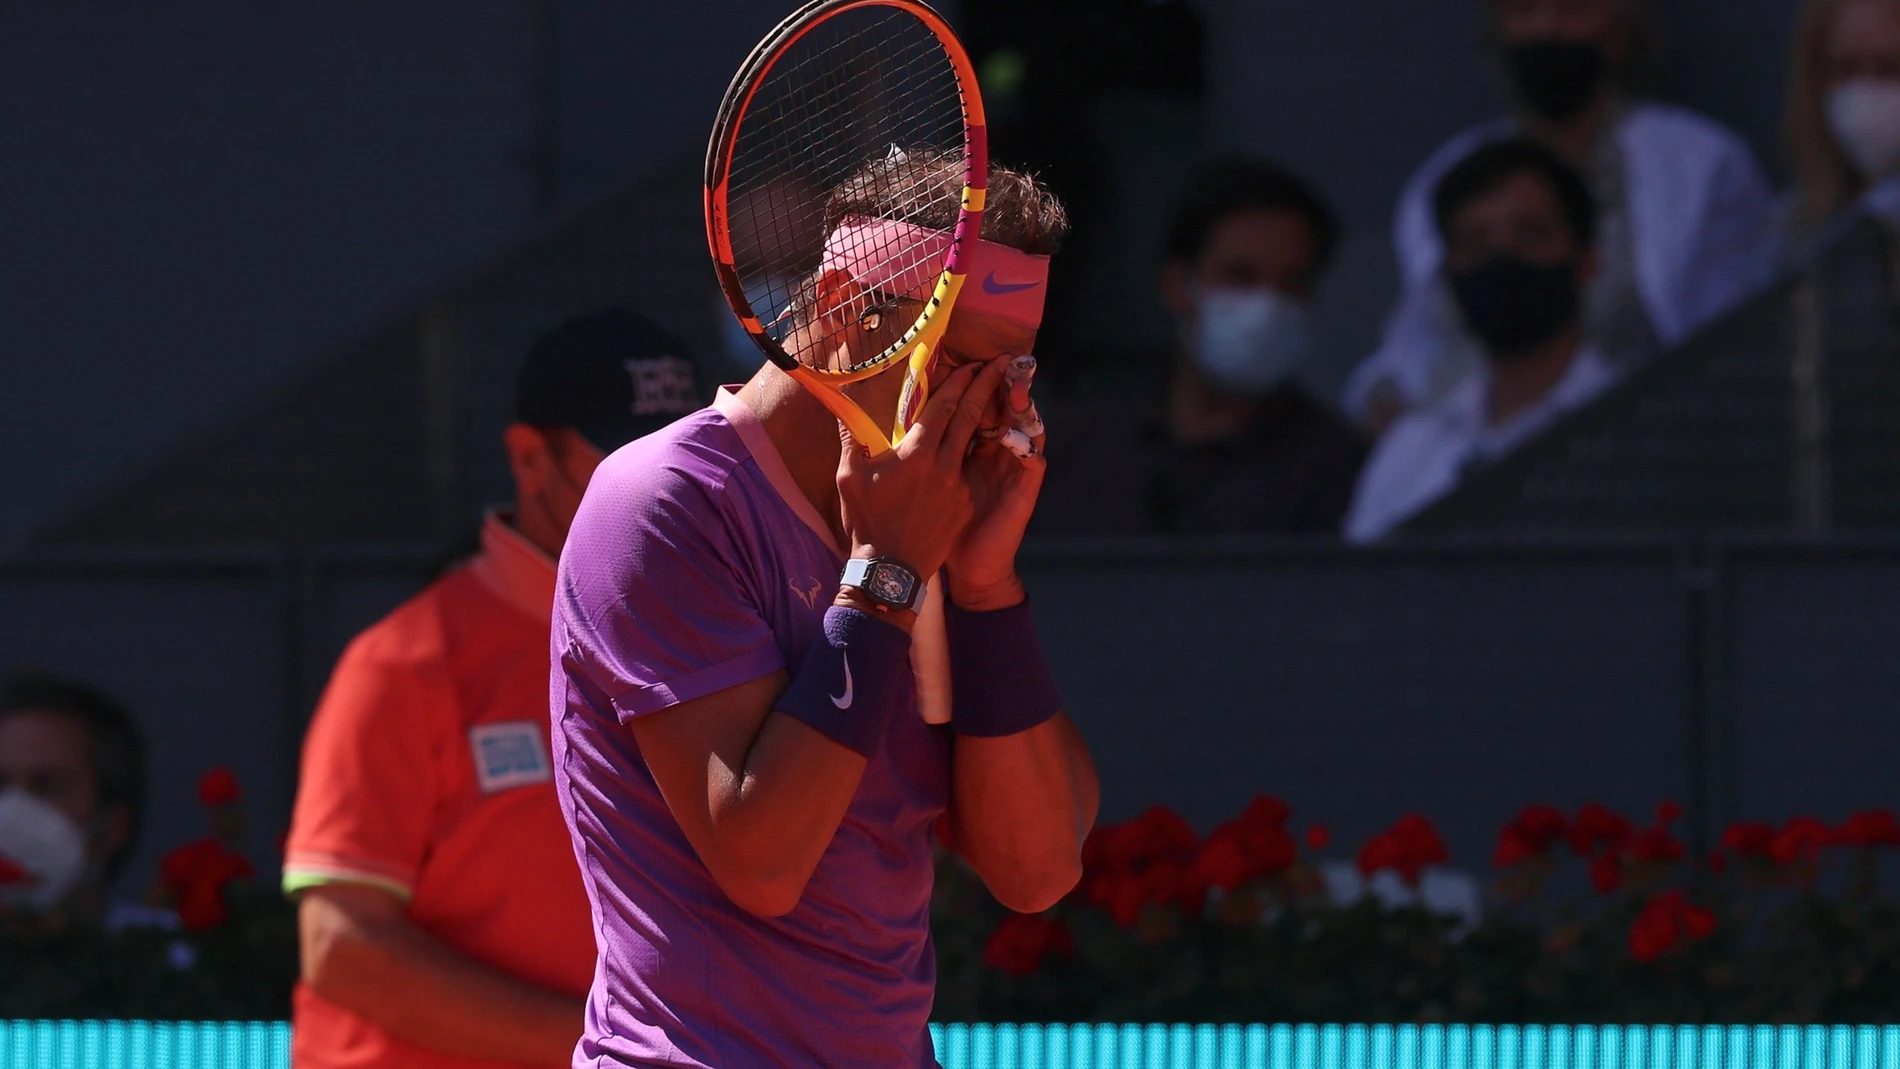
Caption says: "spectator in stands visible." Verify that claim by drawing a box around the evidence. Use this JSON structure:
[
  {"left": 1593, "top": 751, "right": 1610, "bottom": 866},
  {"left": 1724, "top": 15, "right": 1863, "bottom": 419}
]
[
  {"left": 1342, "top": 0, "right": 1771, "bottom": 434},
  {"left": 1345, "top": 141, "right": 1619, "bottom": 542},
  {"left": 284, "top": 309, "right": 702, "bottom": 1069},
  {"left": 1033, "top": 158, "right": 1367, "bottom": 535},
  {"left": 0, "top": 673, "right": 144, "bottom": 929},
  {"left": 1774, "top": 0, "right": 1900, "bottom": 270}
]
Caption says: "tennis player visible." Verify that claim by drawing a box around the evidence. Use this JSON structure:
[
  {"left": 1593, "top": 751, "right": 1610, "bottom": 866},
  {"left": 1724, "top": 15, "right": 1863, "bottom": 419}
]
[{"left": 552, "top": 155, "right": 1099, "bottom": 1068}]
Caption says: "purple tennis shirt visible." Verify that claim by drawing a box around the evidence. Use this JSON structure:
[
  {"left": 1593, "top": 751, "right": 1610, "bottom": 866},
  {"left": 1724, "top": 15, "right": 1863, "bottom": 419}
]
[{"left": 550, "top": 386, "right": 950, "bottom": 1068}]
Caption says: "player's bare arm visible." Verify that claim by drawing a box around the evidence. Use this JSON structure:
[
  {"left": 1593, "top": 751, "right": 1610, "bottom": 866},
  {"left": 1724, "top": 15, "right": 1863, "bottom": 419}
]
[
  {"left": 632, "top": 364, "right": 995, "bottom": 917},
  {"left": 933, "top": 334, "right": 1100, "bottom": 913}
]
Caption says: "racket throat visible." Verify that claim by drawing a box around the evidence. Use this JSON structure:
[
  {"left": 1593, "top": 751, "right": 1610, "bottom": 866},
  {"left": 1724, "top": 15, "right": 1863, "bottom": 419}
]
[{"left": 890, "top": 345, "right": 935, "bottom": 448}]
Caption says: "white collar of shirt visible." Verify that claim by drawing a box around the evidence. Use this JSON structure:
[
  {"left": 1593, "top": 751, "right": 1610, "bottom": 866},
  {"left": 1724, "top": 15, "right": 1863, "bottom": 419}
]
[
  {"left": 467, "top": 510, "right": 558, "bottom": 625},
  {"left": 1345, "top": 346, "right": 1619, "bottom": 543},
  {"left": 1434, "top": 345, "right": 1618, "bottom": 463}
]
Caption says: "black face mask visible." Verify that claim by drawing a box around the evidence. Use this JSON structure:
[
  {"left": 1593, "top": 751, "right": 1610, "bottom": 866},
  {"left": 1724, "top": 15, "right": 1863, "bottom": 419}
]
[
  {"left": 1506, "top": 40, "right": 1607, "bottom": 123},
  {"left": 1447, "top": 253, "right": 1582, "bottom": 359}
]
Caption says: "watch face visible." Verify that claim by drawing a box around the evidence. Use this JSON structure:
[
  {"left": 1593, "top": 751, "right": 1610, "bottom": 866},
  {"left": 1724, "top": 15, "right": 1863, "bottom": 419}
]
[{"left": 867, "top": 563, "right": 916, "bottom": 606}]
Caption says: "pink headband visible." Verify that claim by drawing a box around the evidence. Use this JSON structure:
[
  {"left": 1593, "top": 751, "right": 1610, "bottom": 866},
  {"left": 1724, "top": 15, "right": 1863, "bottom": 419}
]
[{"left": 820, "top": 216, "right": 1050, "bottom": 329}]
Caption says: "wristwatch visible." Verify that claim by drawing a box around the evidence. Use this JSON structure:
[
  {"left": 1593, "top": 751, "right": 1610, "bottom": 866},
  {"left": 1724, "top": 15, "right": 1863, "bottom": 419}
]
[{"left": 840, "top": 557, "right": 925, "bottom": 612}]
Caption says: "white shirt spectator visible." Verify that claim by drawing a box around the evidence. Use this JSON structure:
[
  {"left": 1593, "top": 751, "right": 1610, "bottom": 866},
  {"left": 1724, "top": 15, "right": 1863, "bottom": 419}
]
[
  {"left": 1344, "top": 104, "right": 1772, "bottom": 421},
  {"left": 1344, "top": 346, "right": 1620, "bottom": 542}
]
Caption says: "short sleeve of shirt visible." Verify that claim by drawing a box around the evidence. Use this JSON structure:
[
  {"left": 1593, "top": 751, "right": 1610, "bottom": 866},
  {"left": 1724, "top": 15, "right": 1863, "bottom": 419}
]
[
  {"left": 283, "top": 624, "right": 449, "bottom": 900},
  {"left": 559, "top": 447, "right": 785, "bottom": 723}
]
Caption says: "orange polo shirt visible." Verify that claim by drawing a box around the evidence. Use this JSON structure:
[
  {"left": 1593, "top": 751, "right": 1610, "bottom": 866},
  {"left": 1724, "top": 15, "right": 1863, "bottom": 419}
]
[{"left": 284, "top": 513, "right": 594, "bottom": 1069}]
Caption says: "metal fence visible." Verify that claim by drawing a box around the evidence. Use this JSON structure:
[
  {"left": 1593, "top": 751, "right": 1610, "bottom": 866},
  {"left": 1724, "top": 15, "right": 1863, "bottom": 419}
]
[{"left": 4, "top": 538, "right": 1899, "bottom": 891}]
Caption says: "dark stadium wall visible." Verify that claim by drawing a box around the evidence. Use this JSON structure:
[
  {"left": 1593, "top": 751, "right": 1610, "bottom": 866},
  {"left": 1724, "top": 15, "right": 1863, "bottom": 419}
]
[{"left": 0, "top": 0, "right": 789, "bottom": 549}]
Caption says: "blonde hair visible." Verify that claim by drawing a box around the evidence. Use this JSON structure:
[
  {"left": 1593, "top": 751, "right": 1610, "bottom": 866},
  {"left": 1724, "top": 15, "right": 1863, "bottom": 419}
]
[{"left": 1786, "top": 0, "right": 1900, "bottom": 226}]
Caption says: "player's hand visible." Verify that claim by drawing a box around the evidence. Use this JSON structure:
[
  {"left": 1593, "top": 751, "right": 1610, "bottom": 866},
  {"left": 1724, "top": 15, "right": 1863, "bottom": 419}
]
[
  {"left": 834, "top": 361, "right": 986, "bottom": 583},
  {"left": 945, "top": 355, "right": 1045, "bottom": 611}
]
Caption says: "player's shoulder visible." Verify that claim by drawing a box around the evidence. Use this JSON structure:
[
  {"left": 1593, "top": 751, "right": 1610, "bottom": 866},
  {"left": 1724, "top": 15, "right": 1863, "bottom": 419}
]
[{"left": 577, "top": 407, "right": 749, "bottom": 536}]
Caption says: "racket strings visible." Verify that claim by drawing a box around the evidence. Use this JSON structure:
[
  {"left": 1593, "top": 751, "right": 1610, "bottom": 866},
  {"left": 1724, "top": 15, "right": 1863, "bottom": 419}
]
[{"left": 725, "top": 7, "right": 967, "bottom": 373}]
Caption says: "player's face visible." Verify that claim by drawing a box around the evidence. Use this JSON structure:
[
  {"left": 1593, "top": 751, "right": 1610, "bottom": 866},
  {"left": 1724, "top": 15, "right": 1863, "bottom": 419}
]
[
  {"left": 938, "top": 308, "right": 1039, "bottom": 368},
  {"left": 1443, "top": 171, "right": 1583, "bottom": 272},
  {"left": 1829, "top": 0, "right": 1900, "bottom": 85}
]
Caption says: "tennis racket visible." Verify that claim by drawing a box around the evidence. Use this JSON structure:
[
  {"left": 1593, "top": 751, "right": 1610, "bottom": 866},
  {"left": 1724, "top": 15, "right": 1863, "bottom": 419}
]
[{"left": 705, "top": 0, "right": 987, "bottom": 456}]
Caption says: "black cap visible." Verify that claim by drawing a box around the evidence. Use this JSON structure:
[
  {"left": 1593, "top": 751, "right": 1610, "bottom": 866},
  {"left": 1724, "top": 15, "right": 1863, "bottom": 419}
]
[{"left": 514, "top": 308, "right": 705, "bottom": 453}]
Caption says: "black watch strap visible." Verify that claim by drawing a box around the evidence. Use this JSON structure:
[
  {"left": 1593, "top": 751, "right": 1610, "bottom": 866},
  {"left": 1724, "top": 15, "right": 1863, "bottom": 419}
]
[{"left": 840, "top": 557, "right": 925, "bottom": 611}]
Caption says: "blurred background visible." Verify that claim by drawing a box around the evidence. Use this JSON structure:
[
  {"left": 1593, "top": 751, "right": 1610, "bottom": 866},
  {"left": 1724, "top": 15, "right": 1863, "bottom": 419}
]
[{"left": 4, "top": 0, "right": 1889, "bottom": 910}]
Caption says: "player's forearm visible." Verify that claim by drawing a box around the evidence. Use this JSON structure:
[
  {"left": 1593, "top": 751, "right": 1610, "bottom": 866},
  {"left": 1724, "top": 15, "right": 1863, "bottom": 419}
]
[
  {"left": 951, "top": 714, "right": 1098, "bottom": 913},
  {"left": 703, "top": 710, "right": 870, "bottom": 916},
  {"left": 302, "top": 894, "right": 579, "bottom": 1066}
]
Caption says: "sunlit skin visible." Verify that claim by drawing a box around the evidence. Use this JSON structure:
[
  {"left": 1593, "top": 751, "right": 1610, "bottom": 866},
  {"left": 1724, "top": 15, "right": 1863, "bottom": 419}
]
[
  {"left": 632, "top": 277, "right": 1097, "bottom": 924},
  {"left": 1155, "top": 208, "right": 1325, "bottom": 445},
  {"left": 1827, "top": 0, "right": 1900, "bottom": 86},
  {"left": 0, "top": 710, "right": 130, "bottom": 906},
  {"left": 764, "top": 287, "right": 1043, "bottom": 611},
  {"left": 1442, "top": 170, "right": 1600, "bottom": 427}
]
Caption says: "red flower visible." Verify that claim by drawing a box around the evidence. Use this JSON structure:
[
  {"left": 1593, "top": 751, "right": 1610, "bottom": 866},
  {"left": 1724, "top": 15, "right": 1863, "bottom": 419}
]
[
  {"left": 159, "top": 838, "right": 254, "bottom": 932},
  {"left": 1769, "top": 816, "right": 1834, "bottom": 865},
  {"left": 1515, "top": 805, "right": 1570, "bottom": 852},
  {"left": 1720, "top": 821, "right": 1775, "bottom": 858},
  {"left": 1706, "top": 850, "right": 1728, "bottom": 875},
  {"left": 1567, "top": 804, "right": 1632, "bottom": 857},
  {"left": 1357, "top": 814, "right": 1449, "bottom": 885},
  {"left": 1094, "top": 871, "right": 1148, "bottom": 928},
  {"left": 196, "top": 767, "right": 242, "bottom": 809},
  {"left": 1589, "top": 850, "right": 1623, "bottom": 894},
  {"left": 1084, "top": 806, "right": 1198, "bottom": 873},
  {"left": 1629, "top": 889, "right": 1716, "bottom": 963},
  {"left": 1625, "top": 826, "right": 1686, "bottom": 865},
  {"left": 1494, "top": 825, "right": 1535, "bottom": 869},
  {"left": 0, "top": 853, "right": 33, "bottom": 888},
  {"left": 982, "top": 912, "right": 1075, "bottom": 977},
  {"left": 1837, "top": 810, "right": 1900, "bottom": 849},
  {"left": 1495, "top": 804, "right": 1570, "bottom": 868},
  {"left": 1186, "top": 830, "right": 1253, "bottom": 893},
  {"left": 1304, "top": 825, "right": 1331, "bottom": 852},
  {"left": 1236, "top": 796, "right": 1290, "bottom": 833},
  {"left": 1656, "top": 801, "right": 1682, "bottom": 824}
]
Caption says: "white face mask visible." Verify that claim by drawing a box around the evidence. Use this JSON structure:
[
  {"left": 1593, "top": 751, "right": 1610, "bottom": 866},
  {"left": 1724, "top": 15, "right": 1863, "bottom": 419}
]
[
  {"left": 0, "top": 789, "right": 88, "bottom": 911},
  {"left": 1827, "top": 79, "right": 1900, "bottom": 182},
  {"left": 1185, "top": 287, "right": 1316, "bottom": 397}
]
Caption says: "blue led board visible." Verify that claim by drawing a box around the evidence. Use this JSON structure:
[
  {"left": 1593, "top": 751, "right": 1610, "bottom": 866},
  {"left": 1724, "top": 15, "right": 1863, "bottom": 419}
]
[{"left": 4, "top": 1022, "right": 1899, "bottom": 1068}]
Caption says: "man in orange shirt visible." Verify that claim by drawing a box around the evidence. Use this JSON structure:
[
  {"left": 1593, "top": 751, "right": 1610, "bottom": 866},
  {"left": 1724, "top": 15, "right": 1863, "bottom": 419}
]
[{"left": 284, "top": 308, "right": 704, "bottom": 1069}]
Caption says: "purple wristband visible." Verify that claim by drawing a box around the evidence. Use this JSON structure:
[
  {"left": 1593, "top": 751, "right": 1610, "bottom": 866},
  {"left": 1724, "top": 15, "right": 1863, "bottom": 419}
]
[
  {"left": 776, "top": 605, "right": 913, "bottom": 757},
  {"left": 946, "top": 596, "right": 1064, "bottom": 737}
]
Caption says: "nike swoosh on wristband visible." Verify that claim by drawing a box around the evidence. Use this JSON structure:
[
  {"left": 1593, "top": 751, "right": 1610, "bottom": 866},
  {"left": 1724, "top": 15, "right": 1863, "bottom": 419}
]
[
  {"left": 981, "top": 272, "right": 1042, "bottom": 295},
  {"left": 831, "top": 652, "right": 854, "bottom": 710}
]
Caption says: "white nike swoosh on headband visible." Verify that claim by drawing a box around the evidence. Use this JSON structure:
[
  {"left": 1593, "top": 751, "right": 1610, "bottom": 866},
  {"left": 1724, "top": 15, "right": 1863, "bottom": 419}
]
[{"left": 831, "top": 652, "right": 854, "bottom": 710}]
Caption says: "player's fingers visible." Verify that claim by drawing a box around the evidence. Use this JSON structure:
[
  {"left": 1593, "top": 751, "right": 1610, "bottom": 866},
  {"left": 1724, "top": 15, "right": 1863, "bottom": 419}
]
[
  {"left": 939, "top": 356, "right": 1009, "bottom": 465},
  {"left": 835, "top": 418, "right": 865, "bottom": 480},
  {"left": 903, "top": 360, "right": 980, "bottom": 455}
]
